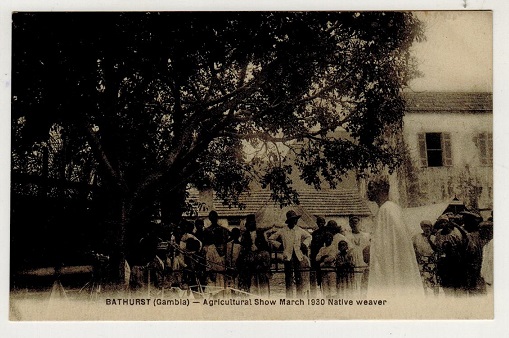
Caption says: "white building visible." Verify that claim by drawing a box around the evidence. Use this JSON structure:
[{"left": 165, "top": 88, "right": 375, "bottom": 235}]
[{"left": 397, "top": 92, "right": 492, "bottom": 216}]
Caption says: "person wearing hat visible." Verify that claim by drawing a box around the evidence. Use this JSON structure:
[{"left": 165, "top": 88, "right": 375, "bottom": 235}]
[
  {"left": 346, "top": 215, "right": 370, "bottom": 297},
  {"left": 432, "top": 213, "right": 468, "bottom": 296},
  {"left": 460, "top": 211, "right": 483, "bottom": 232},
  {"left": 268, "top": 210, "right": 312, "bottom": 298}
]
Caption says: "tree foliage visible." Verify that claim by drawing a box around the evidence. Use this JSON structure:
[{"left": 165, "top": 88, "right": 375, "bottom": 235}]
[{"left": 12, "top": 12, "right": 424, "bottom": 224}]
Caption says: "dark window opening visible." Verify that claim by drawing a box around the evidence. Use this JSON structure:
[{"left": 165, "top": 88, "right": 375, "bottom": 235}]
[{"left": 426, "top": 133, "right": 443, "bottom": 167}]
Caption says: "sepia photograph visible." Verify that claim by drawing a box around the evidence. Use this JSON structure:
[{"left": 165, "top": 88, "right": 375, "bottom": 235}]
[{"left": 8, "top": 9, "right": 496, "bottom": 322}]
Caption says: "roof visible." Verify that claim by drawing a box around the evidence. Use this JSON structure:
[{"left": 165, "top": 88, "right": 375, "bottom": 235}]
[
  {"left": 187, "top": 188, "right": 372, "bottom": 218},
  {"left": 404, "top": 92, "right": 492, "bottom": 113},
  {"left": 292, "top": 189, "right": 372, "bottom": 216}
]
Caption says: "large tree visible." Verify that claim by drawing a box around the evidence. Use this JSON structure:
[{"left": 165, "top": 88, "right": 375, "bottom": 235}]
[{"left": 12, "top": 12, "right": 423, "bottom": 272}]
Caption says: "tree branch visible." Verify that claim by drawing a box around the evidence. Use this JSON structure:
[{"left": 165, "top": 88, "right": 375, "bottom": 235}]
[
  {"left": 295, "top": 68, "right": 356, "bottom": 105},
  {"left": 82, "top": 122, "right": 128, "bottom": 193}
]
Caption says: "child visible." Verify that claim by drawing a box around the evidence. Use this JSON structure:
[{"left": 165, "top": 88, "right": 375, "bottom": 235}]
[
  {"left": 335, "top": 240, "right": 354, "bottom": 297},
  {"left": 315, "top": 232, "right": 336, "bottom": 298}
]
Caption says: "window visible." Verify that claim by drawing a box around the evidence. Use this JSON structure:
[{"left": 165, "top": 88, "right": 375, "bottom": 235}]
[
  {"left": 418, "top": 132, "right": 452, "bottom": 167},
  {"left": 476, "top": 132, "right": 493, "bottom": 166}
]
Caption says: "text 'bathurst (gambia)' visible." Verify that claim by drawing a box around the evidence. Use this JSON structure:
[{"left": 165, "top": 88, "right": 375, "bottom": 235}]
[{"left": 104, "top": 298, "right": 387, "bottom": 307}]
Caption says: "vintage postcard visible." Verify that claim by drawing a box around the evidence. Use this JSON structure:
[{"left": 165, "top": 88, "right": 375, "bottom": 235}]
[{"left": 8, "top": 9, "right": 496, "bottom": 323}]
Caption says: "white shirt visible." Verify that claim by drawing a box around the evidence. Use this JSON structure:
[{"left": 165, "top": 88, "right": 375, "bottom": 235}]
[
  {"left": 481, "top": 239, "right": 493, "bottom": 285},
  {"left": 316, "top": 244, "right": 337, "bottom": 268},
  {"left": 346, "top": 232, "right": 370, "bottom": 267},
  {"left": 179, "top": 233, "right": 202, "bottom": 251},
  {"left": 269, "top": 225, "right": 312, "bottom": 261}
]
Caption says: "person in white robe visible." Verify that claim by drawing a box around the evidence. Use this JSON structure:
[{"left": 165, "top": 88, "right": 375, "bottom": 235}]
[
  {"left": 366, "top": 178, "right": 424, "bottom": 298},
  {"left": 479, "top": 220, "right": 493, "bottom": 293}
]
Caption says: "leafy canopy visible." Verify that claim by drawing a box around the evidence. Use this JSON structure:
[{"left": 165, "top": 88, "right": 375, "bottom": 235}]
[{"left": 12, "top": 12, "right": 423, "bottom": 217}]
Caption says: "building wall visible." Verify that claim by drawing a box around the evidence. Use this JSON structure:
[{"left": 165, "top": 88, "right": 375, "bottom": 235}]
[{"left": 400, "top": 112, "right": 493, "bottom": 210}]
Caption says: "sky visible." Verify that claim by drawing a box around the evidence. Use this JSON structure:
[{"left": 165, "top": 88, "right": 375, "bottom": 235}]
[{"left": 409, "top": 11, "right": 493, "bottom": 92}]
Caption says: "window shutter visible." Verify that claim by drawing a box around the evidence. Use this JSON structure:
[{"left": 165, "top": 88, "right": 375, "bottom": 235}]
[
  {"left": 488, "top": 133, "right": 493, "bottom": 164},
  {"left": 418, "top": 133, "right": 428, "bottom": 167},
  {"left": 478, "top": 133, "right": 488, "bottom": 165},
  {"left": 442, "top": 132, "right": 453, "bottom": 167}
]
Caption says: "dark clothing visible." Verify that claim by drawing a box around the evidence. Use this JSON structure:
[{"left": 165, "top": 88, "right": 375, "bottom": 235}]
[
  {"left": 203, "top": 224, "right": 231, "bottom": 246},
  {"left": 194, "top": 228, "right": 205, "bottom": 243},
  {"left": 183, "top": 252, "right": 201, "bottom": 291},
  {"left": 130, "top": 233, "right": 160, "bottom": 266},
  {"left": 310, "top": 227, "right": 330, "bottom": 261},
  {"left": 284, "top": 252, "right": 304, "bottom": 298},
  {"left": 239, "top": 230, "right": 268, "bottom": 251},
  {"left": 434, "top": 227, "right": 468, "bottom": 295},
  {"left": 336, "top": 251, "right": 355, "bottom": 296},
  {"left": 309, "top": 227, "right": 330, "bottom": 291},
  {"left": 436, "top": 247, "right": 466, "bottom": 292},
  {"left": 194, "top": 249, "right": 208, "bottom": 290},
  {"left": 128, "top": 233, "right": 161, "bottom": 291},
  {"left": 237, "top": 230, "right": 270, "bottom": 294},
  {"left": 464, "top": 231, "right": 487, "bottom": 294}
]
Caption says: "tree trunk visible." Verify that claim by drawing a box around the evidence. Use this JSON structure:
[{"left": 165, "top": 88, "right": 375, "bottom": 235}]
[
  {"left": 160, "top": 185, "right": 188, "bottom": 225},
  {"left": 107, "top": 196, "right": 130, "bottom": 289}
]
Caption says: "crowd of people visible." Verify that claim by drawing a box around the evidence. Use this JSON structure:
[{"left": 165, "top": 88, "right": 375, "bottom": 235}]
[
  {"left": 123, "top": 180, "right": 493, "bottom": 299},
  {"left": 127, "top": 210, "right": 273, "bottom": 297},
  {"left": 307, "top": 215, "right": 370, "bottom": 299},
  {"left": 367, "top": 178, "right": 494, "bottom": 298},
  {"left": 412, "top": 211, "right": 494, "bottom": 297},
  {"left": 125, "top": 209, "right": 372, "bottom": 299}
]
